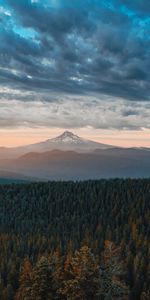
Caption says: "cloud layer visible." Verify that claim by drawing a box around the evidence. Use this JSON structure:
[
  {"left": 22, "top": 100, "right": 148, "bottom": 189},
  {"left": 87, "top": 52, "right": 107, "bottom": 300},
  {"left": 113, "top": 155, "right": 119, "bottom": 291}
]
[
  {"left": 0, "top": 97, "right": 149, "bottom": 130},
  {"left": 0, "top": 0, "right": 149, "bottom": 130}
]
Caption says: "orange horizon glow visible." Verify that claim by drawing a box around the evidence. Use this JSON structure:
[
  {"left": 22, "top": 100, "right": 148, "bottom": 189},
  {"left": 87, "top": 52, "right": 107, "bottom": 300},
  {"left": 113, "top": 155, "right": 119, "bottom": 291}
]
[{"left": 0, "top": 127, "right": 150, "bottom": 148}]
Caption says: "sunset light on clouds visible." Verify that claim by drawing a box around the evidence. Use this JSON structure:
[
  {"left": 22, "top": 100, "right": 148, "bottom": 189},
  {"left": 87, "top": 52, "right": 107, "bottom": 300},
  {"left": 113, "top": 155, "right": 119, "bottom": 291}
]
[{"left": 0, "top": 0, "right": 149, "bottom": 147}]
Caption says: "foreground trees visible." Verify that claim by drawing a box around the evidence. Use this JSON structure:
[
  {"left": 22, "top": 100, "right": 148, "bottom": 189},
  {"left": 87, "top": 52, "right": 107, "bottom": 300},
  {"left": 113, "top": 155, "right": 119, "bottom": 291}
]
[
  {"left": 0, "top": 179, "right": 149, "bottom": 299},
  {"left": 15, "top": 259, "right": 32, "bottom": 300},
  {"left": 59, "top": 246, "right": 100, "bottom": 299},
  {"left": 99, "top": 241, "right": 128, "bottom": 299},
  {"left": 15, "top": 243, "right": 128, "bottom": 300}
]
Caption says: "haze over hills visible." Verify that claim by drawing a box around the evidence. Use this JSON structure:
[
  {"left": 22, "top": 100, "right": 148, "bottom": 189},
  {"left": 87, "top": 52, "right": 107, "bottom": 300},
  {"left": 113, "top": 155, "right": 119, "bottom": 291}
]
[
  {"left": 0, "top": 148, "right": 149, "bottom": 181},
  {"left": 0, "top": 131, "right": 149, "bottom": 181},
  {"left": 0, "top": 131, "right": 114, "bottom": 159},
  {"left": 0, "top": 170, "right": 36, "bottom": 183}
]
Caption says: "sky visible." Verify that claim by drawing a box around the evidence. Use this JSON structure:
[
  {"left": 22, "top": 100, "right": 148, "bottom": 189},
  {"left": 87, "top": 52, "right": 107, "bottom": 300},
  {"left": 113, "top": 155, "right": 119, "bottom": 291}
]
[{"left": 0, "top": 0, "right": 150, "bottom": 147}]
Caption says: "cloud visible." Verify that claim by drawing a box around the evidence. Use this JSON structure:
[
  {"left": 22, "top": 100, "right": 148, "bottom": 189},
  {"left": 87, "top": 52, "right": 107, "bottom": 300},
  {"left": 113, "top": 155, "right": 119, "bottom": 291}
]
[
  {"left": 0, "top": 0, "right": 149, "bottom": 131},
  {"left": 0, "top": 96, "right": 149, "bottom": 130},
  {"left": 0, "top": 0, "right": 148, "bottom": 103}
]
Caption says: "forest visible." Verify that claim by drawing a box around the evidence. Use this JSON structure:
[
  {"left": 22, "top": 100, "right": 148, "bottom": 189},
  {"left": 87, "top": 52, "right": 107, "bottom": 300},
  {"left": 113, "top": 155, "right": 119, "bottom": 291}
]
[{"left": 0, "top": 179, "right": 149, "bottom": 299}]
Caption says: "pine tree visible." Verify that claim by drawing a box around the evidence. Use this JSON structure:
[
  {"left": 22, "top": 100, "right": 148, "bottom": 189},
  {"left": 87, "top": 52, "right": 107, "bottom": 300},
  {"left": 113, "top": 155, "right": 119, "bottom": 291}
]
[
  {"left": 31, "top": 257, "right": 53, "bottom": 300},
  {"left": 15, "top": 258, "right": 32, "bottom": 300},
  {"left": 49, "top": 250, "right": 64, "bottom": 300},
  {"left": 99, "top": 240, "right": 129, "bottom": 300},
  {"left": 59, "top": 246, "right": 100, "bottom": 300}
]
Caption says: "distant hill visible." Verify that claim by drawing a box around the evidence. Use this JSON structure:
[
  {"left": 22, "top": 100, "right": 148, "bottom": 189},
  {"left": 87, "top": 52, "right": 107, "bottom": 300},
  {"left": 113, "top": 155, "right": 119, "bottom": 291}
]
[
  {"left": 0, "top": 178, "right": 27, "bottom": 184},
  {"left": 0, "top": 132, "right": 149, "bottom": 180},
  {"left": 0, "top": 170, "right": 37, "bottom": 183},
  {"left": 0, "top": 147, "right": 149, "bottom": 180}
]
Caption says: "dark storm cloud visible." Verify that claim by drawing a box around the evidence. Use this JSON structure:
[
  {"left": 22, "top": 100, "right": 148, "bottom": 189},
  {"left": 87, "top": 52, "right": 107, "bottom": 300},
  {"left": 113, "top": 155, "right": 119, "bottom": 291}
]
[
  {"left": 115, "top": 0, "right": 150, "bottom": 16},
  {"left": 0, "top": 0, "right": 149, "bottom": 102}
]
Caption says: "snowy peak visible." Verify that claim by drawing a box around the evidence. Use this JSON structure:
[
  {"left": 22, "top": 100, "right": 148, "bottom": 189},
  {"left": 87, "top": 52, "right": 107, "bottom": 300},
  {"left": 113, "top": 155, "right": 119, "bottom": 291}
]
[
  {"left": 36, "top": 130, "right": 115, "bottom": 152},
  {"left": 0, "top": 131, "right": 115, "bottom": 159},
  {"left": 51, "top": 131, "right": 85, "bottom": 144}
]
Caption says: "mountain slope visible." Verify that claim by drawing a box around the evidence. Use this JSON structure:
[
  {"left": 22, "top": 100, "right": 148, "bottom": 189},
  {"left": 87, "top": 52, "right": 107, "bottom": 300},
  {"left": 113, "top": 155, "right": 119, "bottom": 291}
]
[
  {"left": 0, "top": 131, "right": 114, "bottom": 159},
  {"left": 16, "top": 131, "right": 115, "bottom": 153},
  {"left": 0, "top": 148, "right": 149, "bottom": 180}
]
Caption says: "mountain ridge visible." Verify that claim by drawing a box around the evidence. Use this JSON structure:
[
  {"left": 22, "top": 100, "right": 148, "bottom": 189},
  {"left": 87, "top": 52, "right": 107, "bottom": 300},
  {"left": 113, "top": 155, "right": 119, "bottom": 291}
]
[
  {"left": 0, "top": 131, "right": 115, "bottom": 159},
  {"left": 0, "top": 132, "right": 149, "bottom": 181},
  {"left": 0, "top": 147, "right": 149, "bottom": 180}
]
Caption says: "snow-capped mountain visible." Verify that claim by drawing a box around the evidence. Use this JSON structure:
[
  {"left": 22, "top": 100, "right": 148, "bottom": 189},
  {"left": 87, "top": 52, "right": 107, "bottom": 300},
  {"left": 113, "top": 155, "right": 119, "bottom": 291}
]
[
  {"left": 0, "top": 131, "right": 114, "bottom": 159},
  {"left": 19, "top": 131, "right": 114, "bottom": 152},
  {"left": 50, "top": 131, "right": 86, "bottom": 144},
  {"left": 0, "top": 131, "right": 149, "bottom": 179}
]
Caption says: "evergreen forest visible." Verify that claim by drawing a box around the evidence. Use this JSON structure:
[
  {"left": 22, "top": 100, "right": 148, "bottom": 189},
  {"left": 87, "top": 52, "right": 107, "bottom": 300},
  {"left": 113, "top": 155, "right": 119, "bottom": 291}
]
[{"left": 0, "top": 179, "right": 149, "bottom": 299}]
